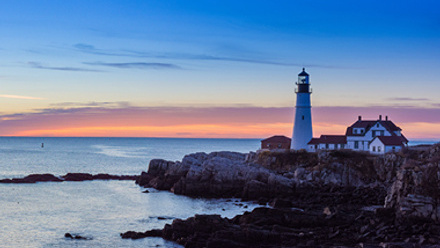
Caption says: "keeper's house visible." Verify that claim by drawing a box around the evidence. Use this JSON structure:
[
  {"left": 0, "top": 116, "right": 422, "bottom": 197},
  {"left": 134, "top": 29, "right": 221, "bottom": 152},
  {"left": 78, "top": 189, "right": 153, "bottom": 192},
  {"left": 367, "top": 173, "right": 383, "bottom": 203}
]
[{"left": 308, "top": 115, "right": 408, "bottom": 154}]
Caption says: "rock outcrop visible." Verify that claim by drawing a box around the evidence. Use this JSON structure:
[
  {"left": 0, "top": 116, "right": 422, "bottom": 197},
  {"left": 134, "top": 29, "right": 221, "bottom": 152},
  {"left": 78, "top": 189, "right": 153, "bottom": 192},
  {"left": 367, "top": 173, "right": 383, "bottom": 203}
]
[
  {"left": 130, "top": 144, "right": 440, "bottom": 247},
  {"left": 0, "top": 173, "right": 139, "bottom": 183},
  {"left": 122, "top": 205, "right": 440, "bottom": 247},
  {"left": 385, "top": 144, "right": 440, "bottom": 222},
  {"left": 137, "top": 151, "right": 294, "bottom": 200},
  {"left": 136, "top": 150, "right": 396, "bottom": 201}
]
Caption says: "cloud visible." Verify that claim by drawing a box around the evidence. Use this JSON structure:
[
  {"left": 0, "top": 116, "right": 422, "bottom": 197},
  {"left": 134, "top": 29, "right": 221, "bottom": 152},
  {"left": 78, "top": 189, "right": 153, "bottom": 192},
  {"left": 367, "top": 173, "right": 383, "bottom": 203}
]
[
  {"left": 73, "top": 43, "right": 347, "bottom": 68},
  {"left": 28, "top": 62, "right": 102, "bottom": 72},
  {"left": 386, "top": 97, "right": 430, "bottom": 101},
  {"left": 84, "top": 62, "right": 182, "bottom": 70},
  {"left": 49, "top": 101, "right": 130, "bottom": 108},
  {"left": 0, "top": 94, "right": 44, "bottom": 100}
]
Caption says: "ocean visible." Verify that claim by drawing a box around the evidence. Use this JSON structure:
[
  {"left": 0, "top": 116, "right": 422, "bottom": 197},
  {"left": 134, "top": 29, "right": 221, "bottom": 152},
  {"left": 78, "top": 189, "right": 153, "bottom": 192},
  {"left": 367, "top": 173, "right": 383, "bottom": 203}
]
[
  {"left": 0, "top": 137, "right": 437, "bottom": 248},
  {"left": 0, "top": 137, "right": 260, "bottom": 248}
]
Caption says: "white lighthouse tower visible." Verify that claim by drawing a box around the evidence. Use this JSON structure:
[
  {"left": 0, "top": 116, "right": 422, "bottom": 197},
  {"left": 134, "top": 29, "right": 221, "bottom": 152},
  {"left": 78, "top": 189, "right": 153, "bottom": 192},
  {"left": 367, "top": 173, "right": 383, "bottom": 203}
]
[{"left": 291, "top": 68, "right": 313, "bottom": 150}]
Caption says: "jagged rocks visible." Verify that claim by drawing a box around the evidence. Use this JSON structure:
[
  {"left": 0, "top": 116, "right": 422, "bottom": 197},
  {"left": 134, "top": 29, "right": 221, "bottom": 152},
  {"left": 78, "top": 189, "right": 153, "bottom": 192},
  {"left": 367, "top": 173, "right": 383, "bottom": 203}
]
[
  {"left": 131, "top": 145, "right": 440, "bottom": 247},
  {"left": 137, "top": 151, "right": 295, "bottom": 199},
  {"left": 385, "top": 165, "right": 440, "bottom": 222}
]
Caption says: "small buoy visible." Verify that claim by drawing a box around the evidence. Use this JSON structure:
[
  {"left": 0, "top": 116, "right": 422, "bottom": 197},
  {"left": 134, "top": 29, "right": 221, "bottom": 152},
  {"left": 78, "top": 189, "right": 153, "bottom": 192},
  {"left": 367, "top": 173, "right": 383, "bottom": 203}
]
[{"left": 41, "top": 143, "right": 44, "bottom": 148}]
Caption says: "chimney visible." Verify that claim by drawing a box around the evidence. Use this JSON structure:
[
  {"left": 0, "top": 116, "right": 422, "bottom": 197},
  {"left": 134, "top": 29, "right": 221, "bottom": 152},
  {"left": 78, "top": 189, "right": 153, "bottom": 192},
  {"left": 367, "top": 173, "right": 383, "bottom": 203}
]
[
  {"left": 379, "top": 115, "right": 382, "bottom": 121},
  {"left": 358, "top": 116, "right": 362, "bottom": 121},
  {"left": 386, "top": 116, "right": 388, "bottom": 121}
]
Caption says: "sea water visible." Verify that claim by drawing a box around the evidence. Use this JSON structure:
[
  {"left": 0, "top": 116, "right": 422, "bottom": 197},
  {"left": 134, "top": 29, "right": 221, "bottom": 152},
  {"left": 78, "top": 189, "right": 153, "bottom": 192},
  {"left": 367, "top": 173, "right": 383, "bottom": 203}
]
[{"left": 0, "top": 137, "right": 260, "bottom": 248}]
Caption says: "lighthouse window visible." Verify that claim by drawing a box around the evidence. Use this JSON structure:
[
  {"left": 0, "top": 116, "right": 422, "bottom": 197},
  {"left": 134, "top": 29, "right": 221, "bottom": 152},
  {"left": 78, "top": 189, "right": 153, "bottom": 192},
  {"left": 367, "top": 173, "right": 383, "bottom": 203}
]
[{"left": 302, "top": 115, "right": 304, "bottom": 120}]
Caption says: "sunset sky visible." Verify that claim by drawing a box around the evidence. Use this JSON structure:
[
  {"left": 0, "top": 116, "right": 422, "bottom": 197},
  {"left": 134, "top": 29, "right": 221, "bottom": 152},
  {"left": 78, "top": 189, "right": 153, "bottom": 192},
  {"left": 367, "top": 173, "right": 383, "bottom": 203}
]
[{"left": 0, "top": 0, "right": 439, "bottom": 139}]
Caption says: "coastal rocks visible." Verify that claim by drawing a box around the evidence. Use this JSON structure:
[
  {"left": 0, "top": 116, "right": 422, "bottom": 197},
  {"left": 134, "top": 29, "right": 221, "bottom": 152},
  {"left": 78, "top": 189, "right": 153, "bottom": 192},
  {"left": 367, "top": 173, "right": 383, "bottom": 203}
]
[
  {"left": 385, "top": 164, "right": 440, "bottom": 222},
  {"left": 0, "top": 173, "right": 139, "bottom": 184},
  {"left": 120, "top": 229, "right": 162, "bottom": 239},
  {"left": 64, "top": 233, "right": 92, "bottom": 240},
  {"left": 62, "top": 173, "right": 94, "bottom": 181},
  {"left": 137, "top": 151, "right": 295, "bottom": 199},
  {"left": 136, "top": 159, "right": 190, "bottom": 190},
  {"left": 123, "top": 205, "right": 440, "bottom": 247},
  {"left": 129, "top": 145, "right": 440, "bottom": 247},
  {"left": 0, "top": 174, "right": 63, "bottom": 183},
  {"left": 137, "top": 149, "right": 398, "bottom": 200}
]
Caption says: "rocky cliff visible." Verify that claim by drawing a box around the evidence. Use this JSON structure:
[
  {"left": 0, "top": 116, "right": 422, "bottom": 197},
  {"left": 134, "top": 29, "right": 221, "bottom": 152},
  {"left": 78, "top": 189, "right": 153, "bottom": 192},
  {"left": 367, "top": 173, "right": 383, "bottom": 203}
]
[{"left": 131, "top": 144, "right": 440, "bottom": 247}]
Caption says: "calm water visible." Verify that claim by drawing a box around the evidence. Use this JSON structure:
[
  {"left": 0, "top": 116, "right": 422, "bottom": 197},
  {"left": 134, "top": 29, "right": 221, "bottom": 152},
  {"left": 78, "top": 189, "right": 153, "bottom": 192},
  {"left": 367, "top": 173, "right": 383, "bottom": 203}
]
[{"left": 0, "top": 137, "right": 260, "bottom": 248}]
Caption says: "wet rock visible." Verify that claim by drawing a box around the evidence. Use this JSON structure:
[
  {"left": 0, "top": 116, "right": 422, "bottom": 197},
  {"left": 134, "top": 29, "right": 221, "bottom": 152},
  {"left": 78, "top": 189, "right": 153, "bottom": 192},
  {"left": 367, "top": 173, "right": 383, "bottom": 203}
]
[
  {"left": 0, "top": 174, "right": 62, "bottom": 183},
  {"left": 64, "top": 233, "right": 90, "bottom": 240},
  {"left": 92, "top": 174, "right": 138, "bottom": 180},
  {"left": 269, "top": 198, "right": 293, "bottom": 209},
  {"left": 62, "top": 173, "right": 94, "bottom": 181},
  {"left": 120, "top": 229, "right": 162, "bottom": 239},
  {"left": 0, "top": 173, "right": 138, "bottom": 184}
]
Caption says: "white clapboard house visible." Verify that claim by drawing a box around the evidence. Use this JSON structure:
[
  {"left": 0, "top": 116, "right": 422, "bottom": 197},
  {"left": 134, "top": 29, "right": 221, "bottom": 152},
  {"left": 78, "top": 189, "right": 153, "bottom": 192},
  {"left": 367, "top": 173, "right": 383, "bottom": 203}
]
[{"left": 308, "top": 115, "right": 408, "bottom": 154}]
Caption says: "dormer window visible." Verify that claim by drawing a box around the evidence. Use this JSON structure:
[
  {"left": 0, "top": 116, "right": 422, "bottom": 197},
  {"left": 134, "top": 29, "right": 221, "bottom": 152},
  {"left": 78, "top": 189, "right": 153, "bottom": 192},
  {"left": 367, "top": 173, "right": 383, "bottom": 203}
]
[
  {"left": 354, "top": 129, "right": 357, "bottom": 134},
  {"left": 360, "top": 129, "right": 364, "bottom": 133},
  {"left": 377, "top": 124, "right": 379, "bottom": 128}
]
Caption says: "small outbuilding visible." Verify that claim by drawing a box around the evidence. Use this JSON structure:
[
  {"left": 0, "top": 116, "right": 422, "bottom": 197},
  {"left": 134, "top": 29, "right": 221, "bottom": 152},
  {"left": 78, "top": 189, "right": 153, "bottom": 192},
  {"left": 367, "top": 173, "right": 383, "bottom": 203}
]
[
  {"left": 261, "top": 135, "right": 291, "bottom": 150},
  {"left": 307, "top": 135, "right": 347, "bottom": 152},
  {"left": 369, "top": 136, "right": 408, "bottom": 155}
]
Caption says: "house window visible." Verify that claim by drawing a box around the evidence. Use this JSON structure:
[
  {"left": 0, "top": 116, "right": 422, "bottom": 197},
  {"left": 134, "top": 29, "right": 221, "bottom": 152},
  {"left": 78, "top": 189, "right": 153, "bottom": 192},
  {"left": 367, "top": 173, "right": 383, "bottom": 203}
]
[
  {"left": 373, "top": 146, "right": 376, "bottom": 152},
  {"left": 341, "top": 144, "right": 345, "bottom": 149},
  {"left": 335, "top": 144, "right": 339, "bottom": 149},
  {"left": 315, "top": 145, "right": 318, "bottom": 149},
  {"left": 277, "top": 144, "right": 282, "bottom": 148},
  {"left": 372, "top": 131, "right": 376, "bottom": 137},
  {"left": 302, "top": 115, "right": 304, "bottom": 120},
  {"left": 325, "top": 144, "right": 329, "bottom": 149},
  {"left": 360, "top": 129, "right": 364, "bottom": 133},
  {"left": 380, "top": 131, "right": 384, "bottom": 136},
  {"left": 377, "top": 124, "right": 379, "bottom": 127},
  {"left": 354, "top": 141, "right": 359, "bottom": 149},
  {"left": 354, "top": 129, "right": 357, "bottom": 134},
  {"left": 378, "top": 146, "right": 381, "bottom": 152}
]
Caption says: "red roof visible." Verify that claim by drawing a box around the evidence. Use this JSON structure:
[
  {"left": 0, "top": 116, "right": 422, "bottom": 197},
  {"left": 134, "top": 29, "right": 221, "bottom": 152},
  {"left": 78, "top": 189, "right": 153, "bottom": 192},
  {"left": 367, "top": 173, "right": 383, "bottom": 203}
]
[
  {"left": 308, "top": 138, "right": 321, "bottom": 145},
  {"left": 261, "top": 135, "right": 291, "bottom": 143},
  {"left": 374, "top": 136, "right": 407, "bottom": 146},
  {"left": 346, "top": 119, "right": 402, "bottom": 136},
  {"left": 308, "top": 135, "right": 347, "bottom": 144}
]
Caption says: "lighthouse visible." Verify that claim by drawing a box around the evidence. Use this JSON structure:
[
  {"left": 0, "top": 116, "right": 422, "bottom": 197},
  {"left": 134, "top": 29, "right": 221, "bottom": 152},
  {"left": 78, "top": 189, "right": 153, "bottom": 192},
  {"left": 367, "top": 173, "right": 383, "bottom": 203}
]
[{"left": 291, "top": 68, "right": 313, "bottom": 150}]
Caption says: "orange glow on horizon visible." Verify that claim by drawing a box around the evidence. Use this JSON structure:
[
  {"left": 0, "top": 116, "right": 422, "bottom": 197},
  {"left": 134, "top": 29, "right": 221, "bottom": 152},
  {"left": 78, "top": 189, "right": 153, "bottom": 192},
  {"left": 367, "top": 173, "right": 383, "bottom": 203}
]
[
  {"left": 13, "top": 123, "right": 293, "bottom": 139},
  {"left": 9, "top": 121, "right": 440, "bottom": 140}
]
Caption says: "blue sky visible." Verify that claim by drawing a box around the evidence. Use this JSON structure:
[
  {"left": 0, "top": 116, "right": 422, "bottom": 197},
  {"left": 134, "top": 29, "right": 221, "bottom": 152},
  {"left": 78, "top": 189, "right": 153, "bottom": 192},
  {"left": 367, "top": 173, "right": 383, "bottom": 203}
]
[{"left": 0, "top": 0, "right": 439, "bottom": 138}]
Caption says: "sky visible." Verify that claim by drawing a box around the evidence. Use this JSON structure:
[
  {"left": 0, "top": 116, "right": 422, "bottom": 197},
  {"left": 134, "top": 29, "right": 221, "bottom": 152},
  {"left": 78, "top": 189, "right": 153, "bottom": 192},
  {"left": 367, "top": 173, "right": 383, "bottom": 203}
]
[{"left": 0, "top": 0, "right": 439, "bottom": 139}]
